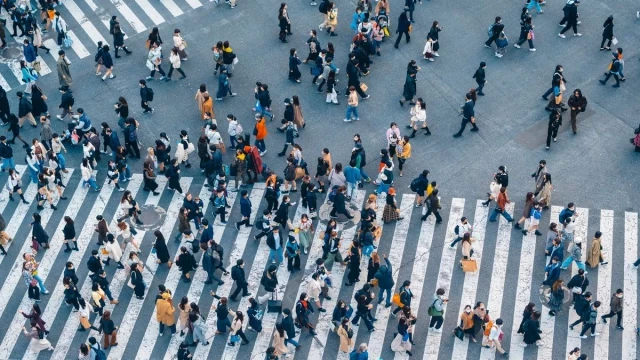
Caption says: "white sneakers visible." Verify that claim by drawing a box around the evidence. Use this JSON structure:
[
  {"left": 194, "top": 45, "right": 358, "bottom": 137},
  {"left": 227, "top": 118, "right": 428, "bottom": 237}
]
[
  {"left": 530, "top": 48, "right": 537, "bottom": 52},
  {"left": 558, "top": 34, "right": 566, "bottom": 38},
  {"left": 514, "top": 44, "right": 520, "bottom": 48},
  {"left": 495, "top": 52, "right": 503, "bottom": 58}
]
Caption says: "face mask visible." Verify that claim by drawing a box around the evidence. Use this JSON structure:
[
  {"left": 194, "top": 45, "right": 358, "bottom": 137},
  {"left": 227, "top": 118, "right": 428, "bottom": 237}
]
[{"left": 465, "top": 309, "right": 471, "bottom": 314}]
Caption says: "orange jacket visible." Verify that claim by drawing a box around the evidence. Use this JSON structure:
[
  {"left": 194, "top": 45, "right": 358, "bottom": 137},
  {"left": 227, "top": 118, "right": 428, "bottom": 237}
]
[{"left": 255, "top": 118, "right": 267, "bottom": 140}]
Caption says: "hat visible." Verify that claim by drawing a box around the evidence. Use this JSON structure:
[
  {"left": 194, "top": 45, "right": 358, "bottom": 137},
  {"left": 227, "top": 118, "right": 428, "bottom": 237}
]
[
  {"left": 255, "top": 113, "right": 262, "bottom": 119},
  {"left": 284, "top": 98, "right": 291, "bottom": 105},
  {"left": 162, "top": 293, "right": 171, "bottom": 300},
  {"left": 574, "top": 237, "right": 583, "bottom": 244}
]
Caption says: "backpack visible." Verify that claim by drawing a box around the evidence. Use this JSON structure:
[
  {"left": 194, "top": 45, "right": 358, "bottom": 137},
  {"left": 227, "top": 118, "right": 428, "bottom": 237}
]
[
  {"left": 128, "top": 127, "right": 138, "bottom": 143},
  {"left": 454, "top": 225, "right": 460, "bottom": 235},
  {"left": 92, "top": 344, "right": 107, "bottom": 360},
  {"left": 328, "top": 185, "right": 339, "bottom": 202},
  {"left": 588, "top": 309, "right": 598, "bottom": 324},
  {"left": 487, "top": 24, "right": 494, "bottom": 37},
  {"left": 409, "top": 177, "right": 421, "bottom": 192},
  {"left": 190, "top": 240, "right": 199, "bottom": 254},
  {"left": 235, "top": 123, "right": 243, "bottom": 135},
  {"left": 319, "top": 0, "right": 328, "bottom": 14},
  {"left": 146, "top": 87, "right": 154, "bottom": 102}
]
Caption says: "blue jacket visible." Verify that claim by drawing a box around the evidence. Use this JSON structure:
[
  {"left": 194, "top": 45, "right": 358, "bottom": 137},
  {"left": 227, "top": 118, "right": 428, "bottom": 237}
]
[
  {"left": 23, "top": 44, "right": 37, "bottom": 63},
  {"left": 344, "top": 165, "right": 361, "bottom": 184},
  {"left": 351, "top": 12, "right": 365, "bottom": 30},
  {"left": 109, "top": 132, "right": 121, "bottom": 150},
  {"left": 374, "top": 258, "right": 394, "bottom": 289},
  {"left": 199, "top": 226, "right": 214, "bottom": 244},
  {"left": 240, "top": 196, "right": 252, "bottom": 217}
]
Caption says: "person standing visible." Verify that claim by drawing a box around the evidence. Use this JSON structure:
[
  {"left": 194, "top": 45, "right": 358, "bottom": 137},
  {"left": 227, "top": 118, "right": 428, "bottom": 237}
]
[
  {"left": 453, "top": 93, "right": 478, "bottom": 137},
  {"left": 428, "top": 288, "right": 447, "bottom": 332},
  {"left": 601, "top": 289, "right": 624, "bottom": 330},
  {"left": 278, "top": 3, "right": 291, "bottom": 43},
  {"left": 56, "top": 50, "right": 72, "bottom": 87},
  {"left": 548, "top": 279, "right": 565, "bottom": 316},
  {"left": 473, "top": 62, "right": 487, "bottom": 96},
  {"left": 344, "top": 86, "right": 360, "bottom": 122},
  {"left": 558, "top": 1, "right": 581, "bottom": 38},
  {"left": 394, "top": 11, "right": 411, "bottom": 49},
  {"left": 375, "top": 254, "right": 395, "bottom": 307},
  {"left": 288, "top": 48, "right": 302, "bottom": 83},
  {"left": 567, "top": 89, "right": 587, "bottom": 135},
  {"left": 53, "top": 11, "right": 67, "bottom": 47},
  {"left": 546, "top": 109, "right": 562, "bottom": 150}
]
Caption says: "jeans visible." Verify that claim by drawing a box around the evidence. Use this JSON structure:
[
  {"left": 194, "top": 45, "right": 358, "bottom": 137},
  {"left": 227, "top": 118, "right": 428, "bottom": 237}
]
[
  {"left": 363, "top": 245, "right": 374, "bottom": 256},
  {"left": 517, "top": 37, "right": 535, "bottom": 49},
  {"left": 285, "top": 338, "right": 300, "bottom": 347},
  {"left": 268, "top": 247, "right": 284, "bottom": 265},
  {"left": 345, "top": 106, "right": 359, "bottom": 120},
  {"left": 346, "top": 182, "right": 356, "bottom": 198},
  {"left": 255, "top": 101, "right": 273, "bottom": 119},
  {"left": 489, "top": 208, "right": 513, "bottom": 222},
  {"left": 118, "top": 165, "right": 131, "bottom": 182},
  {"left": 602, "top": 72, "right": 620, "bottom": 86},
  {"left": 527, "top": 0, "right": 542, "bottom": 12},
  {"left": 378, "top": 287, "right": 392, "bottom": 305},
  {"left": 376, "top": 183, "right": 390, "bottom": 194},
  {"left": 561, "top": 255, "right": 586, "bottom": 271},
  {"left": 206, "top": 269, "right": 223, "bottom": 284},
  {"left": 84, "top": 177, "right": 99, "bottom": 190},
  {"left": 1, "top": 157, "right": 15, "bottom": 171},
  {"left": 359, "top": 167, "right": 370, "bottom": 181},
  {"left": 149, "top": 65, "right": 166, "bottom": 78},
  {"left": 352, "top": 311, "right": 374, "bottom": 331},
  {"left": 254, "top": 139, "right": 266, "bottom": 153},
  {"left": 56, "top": 153, "right": 66, "bottom": 170},
  {"left": 102, "top": 286, "right": 114, "bottom": 301},
  {"left": 476, "top": 81, "right": 485, "bottom": 95},
  {"left": 33, "top": 274, "right": 47, "bottom": 293},
  {"left": 429, "top": 315, "right": 444, "bottom": 329},
  {"left": 159, "top": 323, "right": 176, "bottom": 334},
  {"left": 28, "top": 167, "right": 38, "bottom": 183},
  {"left": 450, "top": 236, "right": 463, "bottom": 248},
  {"left": 229, "top": 135, "right": 238, "bottom": 149}
]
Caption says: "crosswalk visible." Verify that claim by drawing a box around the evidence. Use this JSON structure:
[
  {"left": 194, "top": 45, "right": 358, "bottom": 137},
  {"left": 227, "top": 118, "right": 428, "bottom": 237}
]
[
  {"left": 0, "top": 0, "right": 224, "bottom": 92},
  {"left": 0, "top": 169, "right": 638, "bottom": 360}
]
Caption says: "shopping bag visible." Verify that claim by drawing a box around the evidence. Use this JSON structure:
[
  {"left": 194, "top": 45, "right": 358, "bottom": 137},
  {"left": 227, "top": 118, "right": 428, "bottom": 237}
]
[
  {"left": 360, "top": 83, "right": 368, "bottom": 92},
  {"left": 611, "top": 37, "right": 618, "bottom": 46},
  {"left": 63, "top": 36, "right": 73, "bottom": 48},
  {"left": 392, "top": 293, "right": 402, "bottom": 306},
  {"left": 461, "top": 259, "right": 478, "bottom": 272},
  {"left": 454, "top": 326, "right": 464, "bottom": 341}
]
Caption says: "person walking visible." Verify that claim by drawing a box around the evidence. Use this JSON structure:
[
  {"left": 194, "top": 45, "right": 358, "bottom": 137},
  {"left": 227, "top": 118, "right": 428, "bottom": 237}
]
[
  {"left": 53, "top": 11, "right": 67, "bottom": 47},
  {"left": 146, "top": 42, "right": 167, "bottom": 81},
  {"left": 485, "top": 17, "right": 505, "bottom": 54},
  {"left": 278, "top": 3, "right": 291, "bottom": 43},
  {"left": 394, "top": 11, "right": 411, "bottom": 49},
  {"left": 167, "top": 47, "right": 186, "bottom": 80},
  {"left": 156, "top": 292, "right": 177, "bottom": 336},
  {"left": 483, "top": 318, "right": 509, "bottom": 357},
  {"left": 56, "top": 50, "right": 72, "bottom": 87},
  {"left": 288, "top": 48, "right": 302, "bottom": 83},
  {"left": 519, "top": 310, "right": 543, "bottom": 347},
  {"left": 569, "top": 292, "right": 592, "bottom": 330},
  {"left": 514, "top": 15, "right": 536, "bottom": 51},
  {"left": 428, "top": 288, "right": 447, "bottom": 332},
  {"left": 230, "top": 259, "right": 250, "bottom": 301},
  {"left": 600, "top": 16, "right": 614, "bottom": 51},
  {"left": 421, "top": 188, "right": 442, "bottom": 223},
  {"left": 112, "top": 24, "right": 132, "bottom": 58},
  {"left": 586, "top": 231, "right": 609, "bottom": 268},
  {"left": 488, "top": 187, "right": 514, "bottom": 222},
  {"left": 546, "top": 109, "right": 562, "bottom": 150},
  {"left": 558, "top": 1, "right": 581, "bottom": 38},
  {"left": 344, "top": 86, "right": 360, "bottom": 123},
  {"left": 100, "top": 45, "right": 115, "bottom": 82},
  {"left": 600, "top": 289, "right": 624, "bottom": 330},
  {"left": 375, "top": 254, "right": 395, "bottom": 307},
  {"left": 399, "top": 70, "right": 417, "bottom": 107},
  {"left": 139, "top": 79, "right": 154, "bottom": 114},
  {"left": 542, "top": 65, "right": 567, "bottom": 101},
  {"left": 579, "top": 301, "right": 601, "bottom": 338},
  {"left": 548, "top": 279, "right": 565, "bottom": 316},
  {"left": 473, "top": 62, "right": 487, "bottom": 96},
  {"left": 453, "top": 93, "right": 478, "bottom": 137},
  {"left": 599, "top": 52, "right": 622, "bottom": 88}
]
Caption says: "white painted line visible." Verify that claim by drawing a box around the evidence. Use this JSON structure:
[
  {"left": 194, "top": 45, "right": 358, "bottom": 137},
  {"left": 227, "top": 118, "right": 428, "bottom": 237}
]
[
  {"left": 368, "top": 195, "right": 415, "bottom": 359},
  {"left": 0, "top": 180, "right": 39, "bottom": 264},
  {"left": 0, "top": 171, "right": 81, "bottom": 356},
  {"left": 43, "top": 39, "right": 60, "bottom": 61},
  {"left": 564, "top": 207, "right": 588, "bottom": 356},
  {"left": 337, "top": 192, "right": 388, "bottom": 360},
  {"left": 594, "top": 209, "right": 613, "bottom": 360},
  {"left": 623, "top": 212, "right": 638, "bottom": 360},
  {"left": 422, "top": 198, "right": 465, "bottom": 360},
  {"left": 135, "top": 183, "right": 227, "bottom": 360},
  {"left": 82, "top": 0, "right": 121, "bottom": 37},
  {"left": 95, "top": 179, "right": 187, "bottom": 360},
  {"left": 8, "top": 60, "right": 26, "bottom": 85},
  {"left": 0, "top": 165, "right": 26, "bottom": 213},
  {"left": 184, "top": 0, "right": 202, "bottom": 9},
  {"left": 0, "top": 73, "right": 11, "bottom": 92},
  {"left": 135, "top": 0, "right": 165, "bottom": 25},
  {"left": 0, "top": 7, "right": 30, "bottom": 43},
  {"left": 108, "top": 0, "right": 147, "bottom": 33},
  {"left": 23, "top": 176, "right": 118, "bottom": 360},
  {"left": 451, "top": 200, "right": 490, "bottom": 359},
  {"left": 41, "top": 175, "right": 142, "bottom": 360},
  {"left": 34, "top": 56, "right": 52, "bottom": 76},
  {"left": 63, "top": 0, "right": 109, "bottom": 46},
  {"left": 245, "top": 195, "right": 314, "bottom": 360},
  {"left": 66, "top": 30, "right": 91, "bottom": 59},
  {"left": 392, "top": 202, "right": 437, "bottom": 360},
  {"left": 162, "top": 185, "right": 263, "bottom": 360},
  {"left": 159, "top": 0, "right": 184, "bottom": 17},
  {"left": 479, "top": 202, "right": 515, "bottom": 360},
  {"left": 290, "top": 190, "right": 366, "bottom": 359},
  {"left": 536, "top": 206, "right": 562, "bottom": 360}
]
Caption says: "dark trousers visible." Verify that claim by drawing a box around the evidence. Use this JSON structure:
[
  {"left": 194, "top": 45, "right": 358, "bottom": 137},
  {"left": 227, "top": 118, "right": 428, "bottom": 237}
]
[
  {"left": 28, "top": 284, "right": 40, "bottom": 300},
  {"left": 330, "top": 206, "right": 353, "bottom": 219},
  {"left": 126, "top": 141, "right": 140, "bottom": 158},
  {"left": 317, "top": 78, "right": 326, "bottom": 91},
  {"left": 236, "top": 217, "right": 250, "bottom": 228},
  {"left": 150, "top": 65, "right": 166, "bottom": 78},
  {"left": 602, "top": 72, "right": 620, "bottom": 86},
  {"left": 287, "top": 254, "right": 300, "bottom": 271},
  {"left": 255, "top": 230, "right": 271, "bottom": 240},
  {"left": 475, "top": 81, "right": 485, "bottom": 95},
  {"left": 485, "top": 34, "right": 499, "bottom": 47},
  {"left": 560, "top": 21, "right": 578, "bottom": 35},
  {"left": 230, "top": 282, "right": 249, "bottom": 300},
  {"left": 346, "top": 82, "right": 367, "bottom": 98},
  {"left": 394, "top": 31, "right": 410, "bottom": 47},
  {"left": 141, "top": 101, "right": 152, "bottom": 113},
  {"left": 600, "top": 37, "right": 612, "bottom": 49},
  {"left": 517, "top": 37, "right": 535, "bottom": 48},
  {"left": 546, "top": 126, "right": 559, "bottom": 147},
  {"left": 454, "top": 118, "right": 478, "bottom": 136},
  {"left": 429, "top": 315, "right": 444, "bottom": 329},
  {"left": 13, "top": 22, "right": 25, "bottom": 36},
  {"left": 601, "top": 310, "right": 622, "bottom": 327},
  {"left": 634, "top": 257, "right": 640, "bottom": 267},
  {"left": 167, "top": 65, "right": 185, "bottom": 79},
  {"left": 254, "top": 139, "right": 266, "bottom": 153},
  {"left": 266, "top": 197, "right": 278, "bottom": 213},
  {"left": 542, "top": 87, "right": 554, "bottom": 100},
  {"left": 569, "top": 317, "right": 584, "bottom": 328},
  {"left": 56, "top": 31, "right": 65, "bottom": 45},
  {"left": 579, "top": 323, "right": 596, "bottom": 336},
  {"left": 234, "top": 328, "right": 249, "bottom": 343},
  {"left": 66, "top": 297, "right": 80, "bottom": 310},
  {"left": 159, "top": 323, "right": 176, "bottom": 334},
  {"left": 214, "top": 207, "right": 226, "bottom": 222},
  {"left": 352, "top": 311, "right": 374, "bottom": 331}
]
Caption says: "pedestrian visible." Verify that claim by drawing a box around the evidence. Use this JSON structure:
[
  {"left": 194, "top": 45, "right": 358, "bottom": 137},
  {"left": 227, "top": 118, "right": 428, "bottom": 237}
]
[
  {"left": 599, "top": 52, "right": 622, "bottom": 88},
  {"left": 172, "top": 29, "right": 187, "bottom": 60},
  {"left": 112, "top": 24, "right": 132, "bottom": 58},
  {"left": 472, "top": 62, "right": 487, "bottom": 96},
  {"left": 175, "top": 246, "right": 196, "bottom": 282},
  {"left": 548, "top": 279, "right": 565, "bottom": 316},
  {"left": 421, "top": 188, "right": 442, "bottom": 223},
  {"left": 600, "top": 15, "right": 614, "bottom": 50},
  {"left": 31, "top": 85, "right": 48, "bottom": 118},
  {"left": 562, "top": 237, "right": 586, "bottom": 272},
  {"left": 428, "top": 288, "right": 447, "bottom": 332},
  {"left": 615, "top": 47, "right": 625, "bottom": 81},
  {"left": 568, "top": 348, "right": 584, "bottom": 360},
  {"left": 288, "top": 48, "right": 302, "bottom": 83},
  {"left": 146, "top": 42, "right": 167, "bottom": 81},
  {"left": 399, "top": 67, "right": 418, "bottom": 106},
  {"left": 278, "top": 3, "right": 291, "bottom": 43},
  {"left": 99, "top": 311, "right": 118, "bottom": 349},
  {"left": 586, "top": 231, "right": 609, "bottom": 268},
  {"left": 485, "top": 16, "right": 504, "bottom": 53},
  {"left": 337, "top": 317, "right": 355, "bottom": 353},
  {"left": 53, "top": 11, "right": 67, "bottom": 47},
  {"left": 515, "top": 14, "right": 536, "bottom": 51},
  {"left": 565, "top": 89, "right": 587, "bottom": 135},
  {"left": 579, "top": 301, "right": 601, "bottom": 338},
  {"left": 483, "top": 318, "right": 509, "bottom": 357},
  {"left": 453, "top": 93, "right": 478, "bottom": 137},
  {"left": 488, "top": 187, "right": 514, "bottom": 222},
  {"left": 569, "top": 292, "right": 592, "bottom": 330},
  {"left": 285, "top": 234, "right": 301, "bottom": 272},
  {"left": 600, "top": 289, "right": 624, "bottom": 329},
  {"left": 152, "top": 230, "right": 172, "bottom": 267},
  {"left": 156, "top": 292, "right": 177, "bottom": 336},
  {"left": 344, "top": 86, "right": 360, "bottom": 122},
  {"left": 167, "top": 47, "right": 186, "bottom": 80},
  {"left": 56, "top": 50, "right": 72, "bottom": 87},
  {"left": 394, "top": 11, "right": 411, "bottom": 49},
  {"left": 139, "top": 79, "right": 154, "bottom": 114},
  {"left": 374, "top": 253, "right": 395, "bottom": 307},
  {"left": 99, "top": 44, "right": 115, "bottom": 82},
  {"left": 295, "top": 293, "right": 318, "bottom": 335},
  {"left": 22, "top": 323, "right": 54, "bottom": 355},
  {"left": 558, "top": 1, "right": 581, "bottom": 38},
  {"left": 327, "top": 5, "right": 338, "bottom": 36},
  {"left": 519, "top": 310, "right": 543, "bottom": 347}
]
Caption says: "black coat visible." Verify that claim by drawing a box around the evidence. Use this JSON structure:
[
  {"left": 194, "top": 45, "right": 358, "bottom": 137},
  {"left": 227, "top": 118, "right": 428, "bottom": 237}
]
[
  {"left": 154, "top": 237, "right": 171, "bottom": 263},
  {"left": 0, "top": 88, "right": 10, "bottom": 114},
  {"left": 567, "top": 274, "right": 589, "bottom": 293},
  {"left": 64, "top": 267, "right": 79, "bottom": 285},
  {"left": 32, "top": 220, "right": 49, "bottom": 245},
  {"left": 18, "top": 97, "right": 32, "bottom": 117},
  {"left": 282, "top": 315, "right": 296, "bottom": 339},
  {"left": 59, "top": 91, "right": 74, "bottom": 109},
  {"left": 283, "top": 104, "right": 294, "bottom": 123},
  {"left": 62, "top": 223, "right": 75, "bottom": 240},
  {"left": 602, "top": 19, "right": 614, "bottom": 39},
  {"left": 274, "top": 202, "right": 292, "bottom": 223},
  {"left": 473, "top": 67, "right": 486, "bottom": 84},
  {"left": 333, "top": 192, "right": 347, "bottom": 213},
  {"left": 87, "top": 255, "right": 103, "bottom": 274},
  {"left": 266, "top": 232, "right": 284, "bottom": 251},
  {"left": 396, "top": 13, "right": 410, "bottom": 33},
  {"left": 231, "top": 264, "right": 248, "bottom": 286}
]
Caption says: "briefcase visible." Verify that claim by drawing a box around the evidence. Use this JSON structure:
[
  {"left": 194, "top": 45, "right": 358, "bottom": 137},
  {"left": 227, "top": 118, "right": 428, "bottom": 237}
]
[
  {"left": 461, "top": 259, "right": 478, "bottom": 272},
  {"left": 267, "top": 291, "right": 282, "bottom": 313}
]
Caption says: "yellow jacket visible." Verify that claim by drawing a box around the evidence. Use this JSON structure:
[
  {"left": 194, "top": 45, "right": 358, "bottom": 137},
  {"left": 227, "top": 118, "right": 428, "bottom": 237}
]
[{"left": 156, "top": 296, "right": 176, "bottom": 326}]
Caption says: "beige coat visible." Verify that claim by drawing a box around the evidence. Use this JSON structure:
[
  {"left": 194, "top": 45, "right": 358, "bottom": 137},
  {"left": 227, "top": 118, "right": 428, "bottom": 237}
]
[
  {"left": 179, "top": 303, "right": 191, "bottom": 328},
  {"left": 537, "top": 182, "right": 553, "bottom": 207},
  {"left": 293, "top": 104, "right": 305, "bottom": 128},
  {"left": 586, "top": 237, "right": 603, "bottom": 268},
  {"left": 272, "top": 331, "right": 288, "bottom": 355},
  {"left": 308, "top": 278, "right": 322, "bottom": 300},
  {"left": 337, "top": 325, "right": 354, "bottom": 352},
  {"left": 195, "top": 89, "right": 208, "bottom": 113}
]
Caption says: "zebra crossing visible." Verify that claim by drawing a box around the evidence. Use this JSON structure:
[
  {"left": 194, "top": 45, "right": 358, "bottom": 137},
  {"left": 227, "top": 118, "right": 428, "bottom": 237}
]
[
  {"left": 0, "top": 0, "right": 224, "bottom": 92},
  {"left": 0, "top": 169, "right": 638, "bottom": 360}
]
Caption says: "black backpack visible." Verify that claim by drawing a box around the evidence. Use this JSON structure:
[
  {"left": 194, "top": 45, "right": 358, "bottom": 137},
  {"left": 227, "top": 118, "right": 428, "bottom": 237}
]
[
  {"left": 319, "top": 1, "right": 328, "bottom": 14},
  {"left": 146, "top": 87, "right": 154, "bottom": 102},
  {"left": 190, "top": 240, "right": 199, "bottom": 254},
  {"left": 409, "top": 177, "right": 421, "bottom": 192}
]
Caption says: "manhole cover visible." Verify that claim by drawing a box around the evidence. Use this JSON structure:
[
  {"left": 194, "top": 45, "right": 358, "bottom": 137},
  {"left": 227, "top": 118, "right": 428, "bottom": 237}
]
[
  {"left": 318, "top": 201, "right": 362, "bottom": 230},
  {"left": 131, "top": 204, "right": 166, "bottom": 232},
  {"left": 2, "top": 46, "right": 22, "bottom": 60},
  {"left": 538, "top": 286, "right": 572, "bottom": 309}
]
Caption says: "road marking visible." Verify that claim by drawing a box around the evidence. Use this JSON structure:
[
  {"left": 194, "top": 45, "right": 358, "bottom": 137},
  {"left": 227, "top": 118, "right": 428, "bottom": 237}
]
[
  {"left": 0, "top": 73, "right": 11, "bottom": 92},
  {"left": 536, "top": 206, "right": 562, "bottom": 360},
  {"left": 42, "top": 175, "right": 142, "bottom": 360},
  {"left": 564, "top": 207, "right": 588, "bottom": 356},
  {"left": 451, "top": 200, "right": 489, "bottom": 359},
  {"left": 108, "top": 0, "right": 146, "bottom": 33},
  {"left": 134, "top": 0, "right": 165, "bottom": 25},
  {"left": 24, "top": 176, "right": 118, "bottom": 360},
  {"left": 0, "top": 171, "right": 78, "bottom": 357},
  {"left": 0, "top": 179, "right": 39, "bottom": 265},
  {"left": 43, "top": 39, "right": 60, "bottom": 61},
  {"left": 82, "top": 0, "right": 125, "bottom": 38},
  {"left": 594, "top": 209, "right": 613, "bottom": 360},
  {"left": 66, "top": 30, "right": 90, "bottom": 59},
  {"left": 337, "top": 192, "right": 388, "bottom": 360},
  {"left": 184, "top": 0, "right": 202, "bottom": 9},
  {"left": 367, "top": 195, "right": 416, "bottom": 359},
  {"left": 63, "top": 0, "right": 109, "bottom": 46},
  {"left": 422, "top": 198, "right": 465, "bottom": 360},
  {"left": 158, "top": 0, "right": 184, "bottom": 17},
  {"left": 623, "top": 212, "right": 638, "bottom": 360},
  {"left": 0, "top": 165, "right": 26, "bottom": 212},
  {"left": 479, "top": 203, "right": 515, "bottom": 360},
  {"left": 289, "top": 190, "right": 366, "bottom": 358},
  {"left": 8, "top": 60, "right": 26, "bottom": 85}
]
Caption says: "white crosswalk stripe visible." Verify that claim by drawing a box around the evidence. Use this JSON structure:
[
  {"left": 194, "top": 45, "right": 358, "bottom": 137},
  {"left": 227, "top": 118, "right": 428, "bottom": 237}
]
[{"left": 1, "top": 174, "right": 639, "bottom": 360}]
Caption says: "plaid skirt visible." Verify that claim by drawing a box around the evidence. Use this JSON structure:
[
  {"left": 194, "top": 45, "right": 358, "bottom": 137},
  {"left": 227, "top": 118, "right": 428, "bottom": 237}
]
[{"left": 382, "top": 204, "right": 401, "bottom": 223}]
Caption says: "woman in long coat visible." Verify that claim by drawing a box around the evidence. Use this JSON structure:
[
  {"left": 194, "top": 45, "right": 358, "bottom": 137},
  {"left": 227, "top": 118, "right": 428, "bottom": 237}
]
[
  {"left": 586, "top": 231, "right": 607, "bottom": 268},
  {"left": 288, "top": 48, "right": 302, "bottom": 83},
  {"left": 195, "top": 84, "right": 208, "bottom": 114},
  {"left": 31, "top": 84, "right": 48, "bottom": 117},
  {"left": 337, "top": 318, "right": 354, "bottom": 353},
  {"left": 56, "top": 52, "right": 72, "bottom": 87},
  {"left": 400, "top": 73, "right": 417, "bottom": 105},
  {"left": 536, "top": 173, "right": 553, "bottom": 210},
  {"left": 292, "top": 95, "right": 305, "bottom": 128},
  {"left": 517, "top": 302, "right": 535, "bottom": 334},
  {"left": 153, "top": 230, "right": 172, "bottom": 267},
  {"left": 130, "top": 262, "right": 146, "bottom": 299},
  {"left": 272, "top": 323, "right": 289, "bottom": 356},
  {"left": 520, "top": 311, "right": 542, "bottom": 347},
  {"left": 548, "top": 279, "right": 564, "bottom": 316}
]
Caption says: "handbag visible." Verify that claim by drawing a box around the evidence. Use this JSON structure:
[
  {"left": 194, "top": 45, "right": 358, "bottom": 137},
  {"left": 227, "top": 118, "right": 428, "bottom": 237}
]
[
  {"left": 453, "top": 326, "right": 464, "bottom": 341},
  {"left": 63, "top": 35, "right": 73, "bottom": 48},
  {"left": 32, "top": 61, "right": 41, "bottom": 73},
  {"left": 527, "top": 30, "right": 534, "bottom": 40},
  {"left": 230, "top": 334, "right": 240, "bottom": 343},
  {"left": 145, "top": 39, "right": 151, "bottom": 49},
  {"left": 555, "top": 94, "right": 563, "bottom": 105},
  {"left": 392, "top": 293, "right": 402, "bottom": 307},
  {"left": 360, "top": 83, "right": 368, "bottom": 92},
  {"left": 232, "top": 57, "right": 239, "bottom": 65},
  {"left": 31, "top": 238, "right": 39, "bottom": 251},
  {"left": 611, "top": 37, "right": 618, "bottom": 46},
  {"left": 560, "top": 80, "right": 566, "bottom": 93}
]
